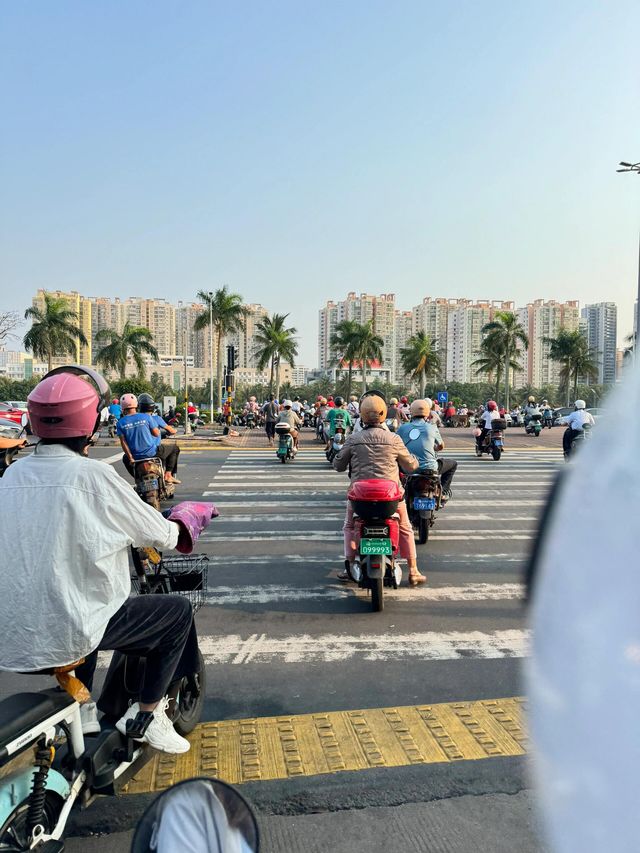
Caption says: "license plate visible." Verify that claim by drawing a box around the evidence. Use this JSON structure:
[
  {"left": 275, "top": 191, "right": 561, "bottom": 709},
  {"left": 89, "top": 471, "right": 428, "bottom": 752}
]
[
  {"left": 139, "top": 478, "right": 158, "bottom": 493},
  {"left": 413, "top": 497, "right": 436, "bottom": 510},
  {"left": 360, "top": 538, "right": 392, "bottom": 556},
  {"left": 494, "top": 440, "right": 503, "bottom": 446}
]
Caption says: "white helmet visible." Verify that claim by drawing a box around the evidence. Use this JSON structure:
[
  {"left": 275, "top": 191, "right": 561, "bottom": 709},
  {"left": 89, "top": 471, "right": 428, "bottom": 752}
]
[
  {"left": 574, "top": 399, "right": 586, "bottom": 410},
  {"left": 283, "top": 399, "right": 293, "bottom": 408}
]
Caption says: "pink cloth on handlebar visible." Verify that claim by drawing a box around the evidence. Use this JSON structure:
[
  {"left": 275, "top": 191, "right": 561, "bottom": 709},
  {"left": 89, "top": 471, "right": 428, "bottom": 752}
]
[{"left": 166, "top": 502, "right": 219, "bottom": 554}]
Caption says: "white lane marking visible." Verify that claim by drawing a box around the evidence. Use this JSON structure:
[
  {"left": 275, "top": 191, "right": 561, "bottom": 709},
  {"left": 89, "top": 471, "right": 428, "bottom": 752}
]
[
  {"left": 212, "top": 500, "right": 545, "bottom": 509},
  {"left": 205, "top": 582, "right": 524, "bottom": 605},
  {"left": 213, "top": 513, "right": 538, "bottom": 523},
  {"left": 203, "top": 553, "right": 527, "bottom": 564},
  {"left": 101, "top": 453, "right": 124, "bottom": 465},
  {"left": 193, "top": 629, "right": 530, "bottom": 664},
  {"left": 204, "top": 489, "right": 551, "bottom": 498},
  {"left": 201, "top": 531, "right": 534, "bottom": 541}
]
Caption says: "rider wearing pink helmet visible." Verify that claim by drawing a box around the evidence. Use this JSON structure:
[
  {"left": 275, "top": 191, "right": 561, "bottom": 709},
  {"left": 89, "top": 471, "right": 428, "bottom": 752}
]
[
  {"left": 477, "top": 399, "right": 500, "bottom": 449},
  {"left": 0, "top": 365, "right": 202, "bottom": 754}
]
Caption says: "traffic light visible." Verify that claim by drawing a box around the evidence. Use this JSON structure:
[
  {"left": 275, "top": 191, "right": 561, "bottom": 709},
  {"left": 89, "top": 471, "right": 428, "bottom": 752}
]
[{"left": 226, "top": 345, "right": 238, "bottom": 372}]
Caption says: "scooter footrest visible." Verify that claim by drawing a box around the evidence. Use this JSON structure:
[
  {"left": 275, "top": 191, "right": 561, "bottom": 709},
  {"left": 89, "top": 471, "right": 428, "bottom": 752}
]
[{"left": 126, "top": 711, "right": 153, "bottom": 740}]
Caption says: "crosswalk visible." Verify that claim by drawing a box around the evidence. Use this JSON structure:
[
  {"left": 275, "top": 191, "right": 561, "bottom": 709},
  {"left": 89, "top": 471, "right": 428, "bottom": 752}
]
[{"left": 195, "top": 442, "right": 561, "bottom": 666}]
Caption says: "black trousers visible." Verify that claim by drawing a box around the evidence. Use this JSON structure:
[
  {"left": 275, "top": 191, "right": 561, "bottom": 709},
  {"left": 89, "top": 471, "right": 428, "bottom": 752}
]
[
  {"left": 563, "top": 428, "right": 581, "bottom": 455},
  {"left": 476, "top": 427, "right": 490, "bottom": 448},
  {"left": 265, "top": 421, "right": 276, "bottom": 439},
  {"left": 438, "top": 458, "right": 458, "bottom": 492},
  {"left": 76, "top": 595, "right": 199, "bottom": 705}
]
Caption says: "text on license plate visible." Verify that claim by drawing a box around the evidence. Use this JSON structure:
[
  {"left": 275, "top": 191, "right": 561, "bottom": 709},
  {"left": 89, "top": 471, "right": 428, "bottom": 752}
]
[
  {"left": 413, "top": 497, "right": 436, "bottom": 510},
  {"left": 139, "top": 478, "right": 158, "bottom": 492},
  {"left": 360, "top": 538, "right": 392, "bottom": 556}
]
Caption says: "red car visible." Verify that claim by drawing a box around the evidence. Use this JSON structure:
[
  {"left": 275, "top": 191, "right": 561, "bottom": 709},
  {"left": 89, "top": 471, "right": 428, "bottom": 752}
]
[{"left": 0, "top": 402, "right": 27, "bottom": 427}]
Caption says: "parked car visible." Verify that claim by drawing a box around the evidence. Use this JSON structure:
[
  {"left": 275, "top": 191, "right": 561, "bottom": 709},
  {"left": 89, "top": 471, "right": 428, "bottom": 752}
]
[
  {"left": 552, "top": 406, "right": 573, "bottom": 426},
  {"left": 585, "top": 407, "right": 604, "bottom": 420},
  {"left": 0, "top": 402, "right": 25, "bottom": 426}
]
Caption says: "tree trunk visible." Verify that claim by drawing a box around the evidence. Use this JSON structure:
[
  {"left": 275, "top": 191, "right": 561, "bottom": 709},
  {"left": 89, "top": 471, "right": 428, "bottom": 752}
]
[
  {"left": 419, "top": 372, "right": 425, "bottom": 398},
  {"left": 268, "top": 356, "right": 274, "bottom": 395},
  {"left": 216, "top": 328, "right": 223, "bottom": 410},
  {"left": 275, "top": 357, "right": 281, "bottom": 402},
  {"left": 362, "top": 359, "right": 368, "bottom": 395},
  {"left": 347, "top": 364, "right": 353, "bottom": 399}
]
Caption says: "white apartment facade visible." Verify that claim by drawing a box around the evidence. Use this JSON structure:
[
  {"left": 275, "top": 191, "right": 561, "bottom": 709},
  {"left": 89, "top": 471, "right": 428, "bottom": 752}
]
[{"left": 581, "top": 302, "right": 617, "bottom": 385}]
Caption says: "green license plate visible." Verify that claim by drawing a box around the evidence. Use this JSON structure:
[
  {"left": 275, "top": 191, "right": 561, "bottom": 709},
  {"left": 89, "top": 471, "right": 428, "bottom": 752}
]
[{"left": 360, "top": 538, "right": 392, "bottom": 556}]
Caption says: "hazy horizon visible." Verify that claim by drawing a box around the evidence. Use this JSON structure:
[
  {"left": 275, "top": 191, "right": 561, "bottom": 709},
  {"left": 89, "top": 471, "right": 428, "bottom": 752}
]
[{"left": 1, "top": 1, "right": 639, "bottom": 366}]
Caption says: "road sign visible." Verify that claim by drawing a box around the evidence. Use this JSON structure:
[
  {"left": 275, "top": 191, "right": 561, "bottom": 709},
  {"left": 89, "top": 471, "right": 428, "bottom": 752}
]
[{"left": 437, "top": 391, "right": 448, "bottom": 404}]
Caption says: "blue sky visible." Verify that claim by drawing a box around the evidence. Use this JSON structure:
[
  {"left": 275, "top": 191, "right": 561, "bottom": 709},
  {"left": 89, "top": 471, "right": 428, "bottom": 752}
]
[{"left": 1, "top": 0, "right": 638, "bottom": 365}]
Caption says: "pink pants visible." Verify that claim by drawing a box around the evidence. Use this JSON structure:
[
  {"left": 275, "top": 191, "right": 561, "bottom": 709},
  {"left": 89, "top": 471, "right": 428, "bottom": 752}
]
[{"left": 343, "top": 500, "right": 416, "bottom": 563}]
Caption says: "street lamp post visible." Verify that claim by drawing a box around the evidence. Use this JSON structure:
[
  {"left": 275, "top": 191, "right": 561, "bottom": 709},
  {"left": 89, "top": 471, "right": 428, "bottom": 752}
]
[
  {"left": 616, "top": 161, "right": 640, "bottom": 360},
  {"left": 208, "top": 291, "right": 214, "bottom": 425},
  {"left": 183, "top": 328, "right": 191, "bottom": 436}
]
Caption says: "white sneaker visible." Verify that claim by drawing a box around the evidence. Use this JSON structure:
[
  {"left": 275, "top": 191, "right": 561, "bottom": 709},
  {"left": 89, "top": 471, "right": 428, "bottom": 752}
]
[
  {"left": 116, "top": 698, "right": 190, "bottom": 754},
  {"left": 80, "top": 701, "right": 100, "bottom": 735}
]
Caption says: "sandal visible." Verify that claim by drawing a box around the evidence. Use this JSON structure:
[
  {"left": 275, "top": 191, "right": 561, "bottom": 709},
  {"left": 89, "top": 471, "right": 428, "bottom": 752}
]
[{"left": 408, "top": 572, "right": 427, "bottom": 586}]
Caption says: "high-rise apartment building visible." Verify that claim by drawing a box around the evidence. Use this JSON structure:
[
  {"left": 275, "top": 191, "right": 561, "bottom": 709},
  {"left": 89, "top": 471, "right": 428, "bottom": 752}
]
[
  {"left": 318, "top": 293, "right": 397, "bottom": 374},
  {"left": 446, "top": 302, "right": 493, "bottom": 383},
  {"left": 393, "top": 310, "right": 413, "bottom": 383},
  {"left": 520, "top": 300, "right": 580, "bottom": 387},
  {"left": 318, "top": 301, "right": 339, "bottom": 370},
  {"left": 581, "top": 302, "right": 617, "bottom": 385},
  {"left": 32, "top": 289, "right": 93, "bottom": 365}
]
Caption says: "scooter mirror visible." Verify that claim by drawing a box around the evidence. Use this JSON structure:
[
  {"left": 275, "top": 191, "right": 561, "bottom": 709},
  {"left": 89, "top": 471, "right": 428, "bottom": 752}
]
[
  {"left": 130, "top": 777, "right": 260, "bottom": 852},
  {"left": 20, "top": 412, "right": 29, "bottom": 428}
]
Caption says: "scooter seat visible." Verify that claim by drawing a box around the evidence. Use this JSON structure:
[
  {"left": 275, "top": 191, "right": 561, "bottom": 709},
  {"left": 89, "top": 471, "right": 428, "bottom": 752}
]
[{"left": 0, "top": 689, "right": 76, "bottom": 759}]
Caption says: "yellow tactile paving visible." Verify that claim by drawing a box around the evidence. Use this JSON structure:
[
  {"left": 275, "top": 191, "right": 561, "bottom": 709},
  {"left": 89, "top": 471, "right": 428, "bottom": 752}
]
[{"left": 124, "top": 697, "right": 526, "bottom": 793}]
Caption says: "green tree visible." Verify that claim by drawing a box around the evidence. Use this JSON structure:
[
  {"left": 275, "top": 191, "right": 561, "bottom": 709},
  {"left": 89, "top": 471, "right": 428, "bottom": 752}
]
[
  {"left": 472, "top": 336, "right": 522, "bottom": 401},
  {"left": 399, "top": 332, "right": 441, "bottom": 397},
  {"left": 351, "top": 321, "right": 384, "bottom": 394},
  {"left": 94, "top": 323, "right": 158, "bottom": 380},
  {"left": 194, "top": 287, "right": 248, "bottom": 409},
  {"left": 23, "top": 294, "right": 88, "bottom": 372},
  {"left": 542, "top": 328, "right": 599, "bottom": 405},
  {"left": 480, "top": 311, "right": 529, "bottom": 409},
  {"left": 109, "top": 376, "right": 154, "bottom": 399},
  {"left": 330, "top": 319, "right": 361, "bottom": 399},
  {"left": 253, "top": 313, "right": 298, "bottom": 401}
]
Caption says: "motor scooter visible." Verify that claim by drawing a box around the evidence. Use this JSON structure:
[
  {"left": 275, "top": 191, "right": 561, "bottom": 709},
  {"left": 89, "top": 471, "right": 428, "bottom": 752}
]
[
  {"left": 133, "top": 455, "right": 175, "bottom": 510},
  {"left": 0, "top": 548, "right": 210, "bottom": 851},
  {"left": 326, "top": 425, "right": 345, "bottom": 463},
  {"left": 275, "top": 422, "right": 296, "bottom": 463},
  {"left": 404, "top": 470, "right": 442, "bottom": 544},
  {"left": 565, "top": 422, "right": 593, "bottom": 461},
  {"left": 525, "top": 412, "right": 543, "bottom": 437},
  {"left": 475, "top": 419, "right": 507, "bottom": 461},
  {"left": 346, "top": 479, "right": 403, "bottom": 612}
]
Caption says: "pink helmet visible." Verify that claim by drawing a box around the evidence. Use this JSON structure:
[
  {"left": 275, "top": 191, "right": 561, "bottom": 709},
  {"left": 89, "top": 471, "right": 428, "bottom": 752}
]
[
  {"left": 28, "top": 365, "right": 110, "bottom": 439},
  {"left": 487, "top": 400, "right": 498, "bottom": 411},
  {"left": 120, "top": 393, "right": 138, "bottom": 410}
]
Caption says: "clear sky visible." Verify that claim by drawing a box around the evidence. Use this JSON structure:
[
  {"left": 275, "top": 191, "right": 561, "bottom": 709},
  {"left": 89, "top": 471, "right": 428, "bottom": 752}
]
[{"left": 1, "top": 0, "right": 638, "bottom": 366}]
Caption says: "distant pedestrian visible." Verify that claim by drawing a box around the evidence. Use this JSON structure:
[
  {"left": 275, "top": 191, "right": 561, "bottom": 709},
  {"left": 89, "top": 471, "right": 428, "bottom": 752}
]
[{"left": 263, "top": 395, "right": 279, "bottom": 446}]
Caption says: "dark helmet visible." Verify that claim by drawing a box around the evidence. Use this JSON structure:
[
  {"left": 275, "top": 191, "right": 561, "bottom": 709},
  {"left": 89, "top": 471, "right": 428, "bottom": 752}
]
[
  {"left": 334, "top": 396, "right": 344, "bottom": 407},
  {"left": 138, "top": 393, "right": 156, "bottom": 413}
]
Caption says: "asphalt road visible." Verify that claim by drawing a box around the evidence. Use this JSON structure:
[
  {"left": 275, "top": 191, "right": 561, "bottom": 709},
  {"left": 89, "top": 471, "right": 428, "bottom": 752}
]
[{"left": 0, "top": 427, "right": 561, "bottom": 851}]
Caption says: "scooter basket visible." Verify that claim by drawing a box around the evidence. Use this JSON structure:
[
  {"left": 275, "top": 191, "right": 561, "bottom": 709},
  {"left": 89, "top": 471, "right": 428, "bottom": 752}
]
[
  {"left": 131, "top": 554, "right": 209, "bottom": 614},
  {"left": 492, "top": 418, "right": 507, "bottom": 431}
]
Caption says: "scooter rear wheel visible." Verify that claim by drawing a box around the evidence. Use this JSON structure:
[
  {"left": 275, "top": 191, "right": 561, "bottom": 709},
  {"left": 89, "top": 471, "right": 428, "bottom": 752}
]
[
  {"left": 0, "top": 793, "right": 62, "bottom": 849},
  {"left": 370, "top": 576, "right": 384, "bottom": 612},
  {"left": 418, "top": 516, "right": 429, "bottom": 544},
  {"left": 168, "top": 649, "right": 206, "bottom": 736}
]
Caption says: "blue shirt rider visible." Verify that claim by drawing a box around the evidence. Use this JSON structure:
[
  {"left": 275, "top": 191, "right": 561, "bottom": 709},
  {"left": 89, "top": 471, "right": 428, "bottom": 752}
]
[{"left": 397, "top": 398, "right": 458, "bottom": 501}]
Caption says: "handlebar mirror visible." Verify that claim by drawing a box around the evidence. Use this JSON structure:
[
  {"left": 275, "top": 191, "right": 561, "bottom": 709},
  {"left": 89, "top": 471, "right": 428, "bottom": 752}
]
[
  {"left": 20, "top": 413, "right": 29, "bottom": 428},
  {"left": 131, "top": 777, "right": 260, "bottom": 852}
]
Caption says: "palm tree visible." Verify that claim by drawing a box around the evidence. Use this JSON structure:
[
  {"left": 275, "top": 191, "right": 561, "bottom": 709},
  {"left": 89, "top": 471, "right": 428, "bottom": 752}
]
[
  {"left": 194, "top": 287, "right": 248, "bottom": 408},
  {"left": 254, "top": 313, "right": 298, "bottom": 400},
  {"left": 24, "top": 293, "right": 88, "bottom": 372},
  {"left": 351, "top": 321, "right": 384, "bottom": 394},
  {"left": 330, "top": 320, "right": 361, "bottom": 398},
  {"left": 543, "top": 328, "right": 599, "bottom": 405},
  {"left": 94, "top": 323, "right": 158, "bottom": 380},
  {"left": 399, "top": 332, "right": 441, "bottom": 397},
  {"left": 481, "top": 311, "right": 529, "bottom": 410},
  {"left": 472, "top": 336, "right": 523, "bottom": 401}
]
